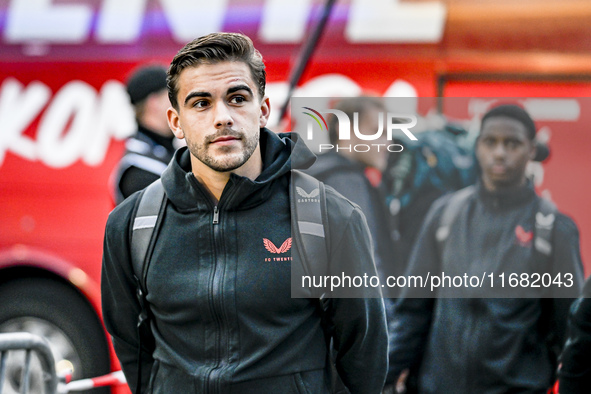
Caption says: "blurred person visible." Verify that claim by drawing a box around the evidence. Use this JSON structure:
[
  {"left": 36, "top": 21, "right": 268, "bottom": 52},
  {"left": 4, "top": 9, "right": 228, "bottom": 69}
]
[
  {"left": 305, "top": 96, "right": 397, "bottom": 278},
  {"left": 386, "top": 104, "right": 584, "bottom": 393},
  {"left": 111, "top": 65, "right": 177, "bottom": 204},
  {"left": 101, "top": 32, "right": 388, "bottom": 393},
  {"left": 557, "top": 276, "right": 591, "bottom": 393},
  {"left": 383, "top": 122, "right": 550, "bottom": 274}
]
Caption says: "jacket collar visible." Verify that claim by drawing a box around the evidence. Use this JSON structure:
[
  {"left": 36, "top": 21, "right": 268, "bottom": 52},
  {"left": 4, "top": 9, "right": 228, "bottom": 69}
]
[{"left": 476, "top": 179, "right": 536, "bottom": 210}]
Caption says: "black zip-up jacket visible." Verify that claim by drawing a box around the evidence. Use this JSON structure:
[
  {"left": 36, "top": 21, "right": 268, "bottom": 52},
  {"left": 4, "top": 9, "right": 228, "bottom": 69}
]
[
  {"left": 387, "top": 181, "right": 584, "bottom": 393},
  {"left": 102, "top": 129, "right": 388, "bottom": 393},
  {"left": 558, "top": 277, "right": 591, "bottom": 393}
]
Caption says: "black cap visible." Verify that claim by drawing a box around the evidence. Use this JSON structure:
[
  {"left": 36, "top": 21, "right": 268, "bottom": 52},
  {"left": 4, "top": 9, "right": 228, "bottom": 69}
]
[{"left": 126, "top": 65, "right": 167, "bottom": 105}]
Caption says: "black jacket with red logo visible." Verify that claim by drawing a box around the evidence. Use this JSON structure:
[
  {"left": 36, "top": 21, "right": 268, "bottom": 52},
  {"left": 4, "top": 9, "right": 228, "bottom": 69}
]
[
  {"left": 386, "top": 181, "right": 584, "bottom": 393},
  {"left": 101, "top": 129, "right": 388, "bottom": 393}
]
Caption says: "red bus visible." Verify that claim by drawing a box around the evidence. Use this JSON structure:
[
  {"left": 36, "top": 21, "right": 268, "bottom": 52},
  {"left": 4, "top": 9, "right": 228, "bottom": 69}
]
[{"left": 1, "top": 0, "right": 589, "bottom": 392}]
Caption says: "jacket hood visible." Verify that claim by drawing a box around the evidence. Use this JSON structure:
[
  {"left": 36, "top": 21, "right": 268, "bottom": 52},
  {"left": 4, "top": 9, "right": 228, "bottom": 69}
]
[
  {"left": 160, "top": 128, "right": 316, "bottom": 211},
  {"left": 257, "top": 129, "right": 317, "bottom": 181}
]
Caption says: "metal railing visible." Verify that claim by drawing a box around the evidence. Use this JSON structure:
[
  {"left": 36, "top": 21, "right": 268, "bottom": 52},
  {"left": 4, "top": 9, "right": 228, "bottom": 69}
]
[
  {"left": 0, "top": 332, "right": 58, "bottom": 394},
  {"left": 0, "top": 332, "right": 126, "bottom": 394}
]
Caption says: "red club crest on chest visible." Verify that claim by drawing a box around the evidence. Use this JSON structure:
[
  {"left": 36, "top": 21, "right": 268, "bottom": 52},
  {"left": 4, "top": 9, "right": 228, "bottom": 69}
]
[{"left": 263, "top": 238, "right": 292, "bottom": 254}]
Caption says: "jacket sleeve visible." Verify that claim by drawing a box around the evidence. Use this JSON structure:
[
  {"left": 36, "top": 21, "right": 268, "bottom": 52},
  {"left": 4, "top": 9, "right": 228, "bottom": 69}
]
[
  {"left": 548, "top": 214, "right": 585, "bottom": 350},
  {"left": 385, "top": 196, "right": 449, "bottom": 384},
  {"left": 558, "top": 278, "right": 591, "bottom": 394},
  {"left": 101, "top": 197, "right": 155, "bottom": 393},
  {"left": 323, "top": 190, "right": 389, "bottom": 394}
]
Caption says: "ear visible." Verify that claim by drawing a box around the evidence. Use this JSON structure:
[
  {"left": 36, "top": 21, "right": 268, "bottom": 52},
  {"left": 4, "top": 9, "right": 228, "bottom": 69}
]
[
  {"left": 167, "top": 107, "right": 184, "bottom": 139},
  {"left": 474, "top": 136, "right": 483, "bottom": 160},
  {"left": 529, "top": 140, "right": 537, "bottom": 161},
  {"left": 259, "top": 97, "right": 271, "bottom": 128}
]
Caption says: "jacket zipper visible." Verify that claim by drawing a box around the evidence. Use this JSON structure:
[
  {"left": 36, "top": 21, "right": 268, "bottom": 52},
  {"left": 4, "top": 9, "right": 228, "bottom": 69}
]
[
  {"left": 207, "top": 205, "right": 227, "bottom": 393},
  {"left": 205, "top": 183, "right": 241, "bottom": 393},
  {"left": 213, "top": 206, "right": 219, "bottom": 224}
]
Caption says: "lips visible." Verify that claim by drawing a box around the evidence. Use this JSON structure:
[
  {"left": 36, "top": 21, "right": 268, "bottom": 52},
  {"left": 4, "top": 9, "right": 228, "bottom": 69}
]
[
  {"left": 490, "top": 163, "right": 508, "bottom": 174},
  {"left": 211, "top": 135, "right": 240, "bottom": 145}
]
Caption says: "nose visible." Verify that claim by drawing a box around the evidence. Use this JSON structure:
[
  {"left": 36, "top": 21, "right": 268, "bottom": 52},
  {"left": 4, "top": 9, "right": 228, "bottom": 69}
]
[
  {"left": 213, "top": 102, "right": 233, "bottom": 129},
  {"left": 492, "top": 142, "right": 507, "bottom": 159}
]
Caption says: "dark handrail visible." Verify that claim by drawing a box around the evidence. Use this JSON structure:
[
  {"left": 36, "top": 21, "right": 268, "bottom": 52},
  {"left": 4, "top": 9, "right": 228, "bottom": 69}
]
[{"left": 278, "top": 0, "right": 338, "bottom": 124}]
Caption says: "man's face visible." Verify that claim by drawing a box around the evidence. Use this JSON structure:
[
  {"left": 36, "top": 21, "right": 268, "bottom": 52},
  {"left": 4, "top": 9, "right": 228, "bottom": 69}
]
[
  {"left": 476, "top": 116, "right": 536, "bottom": 191},
  {"left": 167, "top": 61, "right": 270, "bottom": 174},
  {"left": 146, "top": 90, "right": 174, "bottom": 137}
]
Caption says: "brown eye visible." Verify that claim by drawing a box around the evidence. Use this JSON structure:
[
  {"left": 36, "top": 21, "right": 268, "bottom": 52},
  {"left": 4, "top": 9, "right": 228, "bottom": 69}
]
[
  {"left": 482, "top": 138, "right": 495, "bottom": 147},
  {"left": 230, "top": 95, "right": 246, "bottom": 104},
  {"left": 193, "top": 100, "right": 209, "bottom": 109},
  {"left": 506, "top": 140, "right": 519, "bottom": 149}
]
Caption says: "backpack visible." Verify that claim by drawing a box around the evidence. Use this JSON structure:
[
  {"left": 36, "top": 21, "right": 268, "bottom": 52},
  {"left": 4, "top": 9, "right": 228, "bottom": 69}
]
[
  {"left": 385, "top": 128, "right": 478, "bottom": 214},
  {"left": 129, "top": 170, "right": 347, "bottom": 393}
]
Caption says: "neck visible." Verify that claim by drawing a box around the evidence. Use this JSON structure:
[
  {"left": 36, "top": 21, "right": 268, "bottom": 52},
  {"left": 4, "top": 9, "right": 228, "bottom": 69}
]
[
  {"left": 481, "top": 176, "right": 526, "bottom": 194},
  {"left": 190, "top": 145, "right": 263, "bottom": 202},
  {"left": 191, "top": 166, "right": 230, "bottom": 202}
]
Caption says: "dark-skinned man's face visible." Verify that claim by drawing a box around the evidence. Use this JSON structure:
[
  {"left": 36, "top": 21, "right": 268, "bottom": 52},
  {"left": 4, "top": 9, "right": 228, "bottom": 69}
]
[{"left": 476, "top": 116, "right": 536, "bottom": 192}]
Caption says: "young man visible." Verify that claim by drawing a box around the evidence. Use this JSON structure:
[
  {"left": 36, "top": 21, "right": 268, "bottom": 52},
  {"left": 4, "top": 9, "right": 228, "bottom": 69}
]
[
  {"left": 386, "top": 104, "right": 584, "bottom": 393},
  {"left": 112, "top": 65, "right": 177, "bottom": 204},
  {"left": 102, "top": 33, "right": 388, "bottom": 393}
]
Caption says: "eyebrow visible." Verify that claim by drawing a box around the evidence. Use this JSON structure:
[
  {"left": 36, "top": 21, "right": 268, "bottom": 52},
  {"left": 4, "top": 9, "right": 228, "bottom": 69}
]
[
  {"left": 183, "top": 84, "right": 254, "bottom": 106},
  {"left": 227, "top": 84, "right": 253, "bottom": 96},
  {"left": 184, "top": 91, "right": 211, "bottom": 106}
]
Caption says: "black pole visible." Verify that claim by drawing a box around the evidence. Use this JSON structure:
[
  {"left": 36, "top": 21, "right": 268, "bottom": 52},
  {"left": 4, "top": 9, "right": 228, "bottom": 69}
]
[{"left": 278, "top": 0, "right": 337, "bottom": 124}]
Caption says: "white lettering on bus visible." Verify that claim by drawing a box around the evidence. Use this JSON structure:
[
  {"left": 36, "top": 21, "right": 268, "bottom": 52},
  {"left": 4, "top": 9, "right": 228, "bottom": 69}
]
[
  {"left": 347, "top": 0, "right": 447, "bottom": 43},
  {"left": 4, "top": 0, "right": 447, "bottom": 44},
  {"left": 0, "top": 79, "right": 50, "bottom": 164},
  {"left": 0, "top": 78, "right": 135, "bottom": 168}
]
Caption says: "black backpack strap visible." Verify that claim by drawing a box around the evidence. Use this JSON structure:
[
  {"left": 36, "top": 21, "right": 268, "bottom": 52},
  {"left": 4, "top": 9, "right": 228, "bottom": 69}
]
[
  {"left": 534, "top": 197, "right": 557, "bottom": 257},
  {"left": 534, "top": 198, "right": 559, "bottom": 373},
  {"left": 435, "top": 185, "right": 476, "bottom": 247},
  {"left": 290, "top": 170, "right": 330, "bottom": 280},
  {"left": 290, "top": 170, "right": 348, "bottom": 393},
  {"left": 131, "top": 179, "right": 166, "bottom": 285},
  {"left": 129, "top": 179, "right": 167, "bottom": 394}
]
